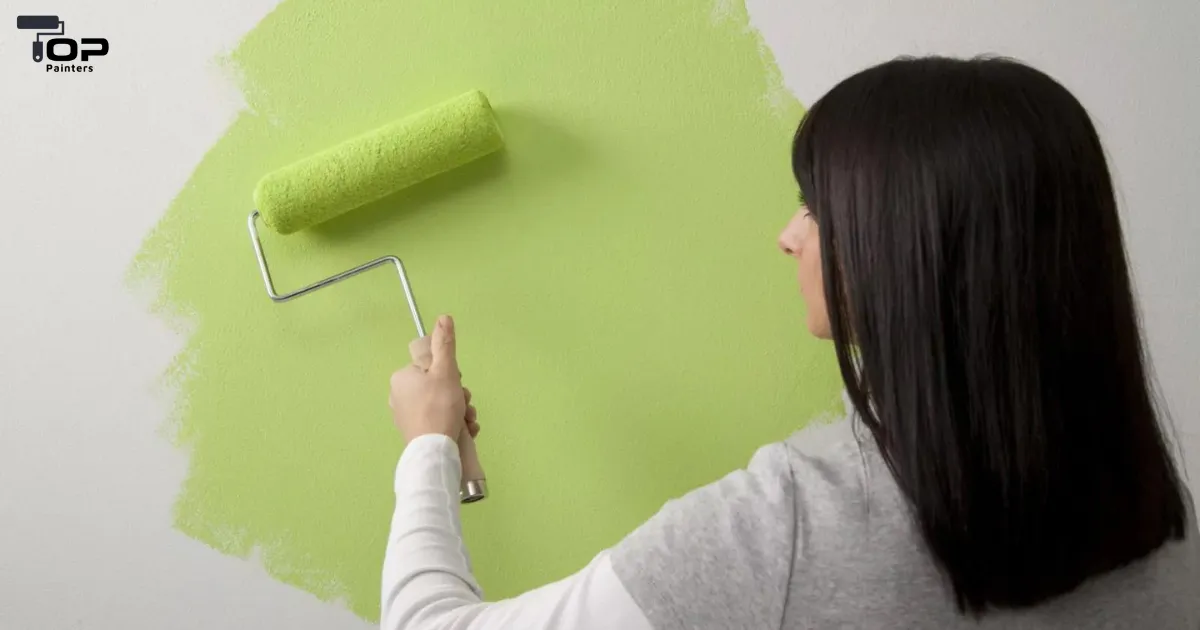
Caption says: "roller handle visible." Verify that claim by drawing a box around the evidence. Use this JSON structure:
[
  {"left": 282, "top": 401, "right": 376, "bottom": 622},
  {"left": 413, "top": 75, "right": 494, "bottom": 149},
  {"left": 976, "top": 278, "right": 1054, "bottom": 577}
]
[
  {"left": 457, "top": 429, "right": 487, "bottom": 503},
  {"left": 408, "top": 334, "right": 487, "bottom": 504}
]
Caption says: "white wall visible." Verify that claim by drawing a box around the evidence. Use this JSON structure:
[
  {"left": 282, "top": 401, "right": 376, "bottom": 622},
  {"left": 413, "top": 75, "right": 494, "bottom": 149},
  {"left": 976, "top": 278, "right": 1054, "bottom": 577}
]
[
  {"left": 1, "top": 1, "right": 1195, "bottom": 628},
  {"left": 0, "top": 2, "right": 372, "bottom": 629}
]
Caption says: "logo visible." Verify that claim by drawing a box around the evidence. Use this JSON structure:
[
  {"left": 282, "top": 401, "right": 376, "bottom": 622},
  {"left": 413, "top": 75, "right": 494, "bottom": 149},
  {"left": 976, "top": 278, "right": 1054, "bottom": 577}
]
[{"left": 15, "top": 15, "right": 108, "bottom": 72}]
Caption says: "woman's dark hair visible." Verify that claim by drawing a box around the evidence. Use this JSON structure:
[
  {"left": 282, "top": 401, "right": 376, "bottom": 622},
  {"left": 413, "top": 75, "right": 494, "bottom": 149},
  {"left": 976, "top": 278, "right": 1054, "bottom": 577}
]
[{"left": 791, "top": 55, "right": 1187, "bottom": 615}]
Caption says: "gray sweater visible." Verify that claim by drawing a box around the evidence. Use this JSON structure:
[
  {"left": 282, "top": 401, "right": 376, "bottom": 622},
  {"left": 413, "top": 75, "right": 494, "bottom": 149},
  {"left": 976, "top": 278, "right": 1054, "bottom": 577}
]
[{"left": 610, "top": 417, "right": 1199, "bottom": 629}]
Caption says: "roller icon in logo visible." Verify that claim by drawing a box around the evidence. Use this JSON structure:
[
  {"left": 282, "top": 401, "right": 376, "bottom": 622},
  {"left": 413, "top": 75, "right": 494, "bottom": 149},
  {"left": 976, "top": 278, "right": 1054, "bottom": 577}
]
[{"left": 16, "top": 15, "right": 63, "bottom": 62}]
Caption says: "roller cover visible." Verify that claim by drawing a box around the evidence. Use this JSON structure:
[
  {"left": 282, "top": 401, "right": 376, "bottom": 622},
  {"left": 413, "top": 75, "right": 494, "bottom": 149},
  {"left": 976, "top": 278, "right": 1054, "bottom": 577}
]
[{"left": 255, "top": 90, "right": 504, "bottom": 234}]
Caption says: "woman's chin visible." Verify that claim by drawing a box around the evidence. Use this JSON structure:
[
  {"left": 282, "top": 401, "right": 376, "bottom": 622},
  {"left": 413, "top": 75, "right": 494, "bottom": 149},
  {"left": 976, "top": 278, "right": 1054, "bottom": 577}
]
[{"left": 806, "top": 315, "right": 833, "bottom": 340}]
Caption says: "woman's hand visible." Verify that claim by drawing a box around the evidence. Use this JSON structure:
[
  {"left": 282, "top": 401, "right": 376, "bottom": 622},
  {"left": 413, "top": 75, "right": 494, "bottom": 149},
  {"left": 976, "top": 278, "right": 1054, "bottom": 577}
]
[{"left": 390, "top": 315, "right": 480, "bottom": 444}]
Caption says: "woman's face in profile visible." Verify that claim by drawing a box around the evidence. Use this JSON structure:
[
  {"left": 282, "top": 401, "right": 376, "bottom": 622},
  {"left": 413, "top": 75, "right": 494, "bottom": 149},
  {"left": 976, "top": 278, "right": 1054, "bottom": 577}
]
[{"left": 778, "top": 206, "right": 831, "bottom": 339}]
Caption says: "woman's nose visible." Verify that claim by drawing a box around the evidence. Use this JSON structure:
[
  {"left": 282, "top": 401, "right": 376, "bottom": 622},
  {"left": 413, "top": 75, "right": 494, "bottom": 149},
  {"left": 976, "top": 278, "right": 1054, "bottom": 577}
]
[{"left": 778, "top": 212, "right": 807, "bottom": 257}]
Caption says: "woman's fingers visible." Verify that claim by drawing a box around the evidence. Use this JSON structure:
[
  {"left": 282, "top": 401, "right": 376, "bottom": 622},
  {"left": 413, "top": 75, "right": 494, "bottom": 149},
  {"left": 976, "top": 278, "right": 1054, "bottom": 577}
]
[
  {"left": 408, "top": 336, "right": 433, "bottom": 370},
  {"left": 465, "top": 404, "right": 480, "bottom": 437},
  {"left": 460, "top": 387, "right": 477, "bottom": 436}
]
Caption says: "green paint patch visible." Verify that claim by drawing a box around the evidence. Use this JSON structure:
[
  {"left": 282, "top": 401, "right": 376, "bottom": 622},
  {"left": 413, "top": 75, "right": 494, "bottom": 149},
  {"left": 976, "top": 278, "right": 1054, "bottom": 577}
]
[{"left": 130, "top": 0, "right": 842, "bottom": 621}]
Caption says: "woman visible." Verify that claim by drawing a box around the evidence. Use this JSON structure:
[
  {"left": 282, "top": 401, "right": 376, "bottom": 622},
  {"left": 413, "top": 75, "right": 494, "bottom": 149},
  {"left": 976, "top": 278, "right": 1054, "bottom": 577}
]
[{"left": 382, "top": 56, "right": 1198, "bottom": 629}]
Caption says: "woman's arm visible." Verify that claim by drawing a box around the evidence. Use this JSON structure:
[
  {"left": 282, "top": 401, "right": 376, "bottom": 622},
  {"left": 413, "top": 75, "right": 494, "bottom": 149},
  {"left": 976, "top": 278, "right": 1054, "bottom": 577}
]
[
  {"left": 383, "top": 317, "right": 799, "bottom": 629},
  {"left": 380, "top": 433, "right": 654, "bottom": 630},
  {"left": 382, "top": 432, "right": 802, "bottom": 630}
]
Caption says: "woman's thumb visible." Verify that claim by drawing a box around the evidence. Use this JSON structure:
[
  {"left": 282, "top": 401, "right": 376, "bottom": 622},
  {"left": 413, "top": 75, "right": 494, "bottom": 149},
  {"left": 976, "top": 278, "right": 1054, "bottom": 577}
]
[{"left": 430, "top": 315, "right": 458, "bottom": 375}]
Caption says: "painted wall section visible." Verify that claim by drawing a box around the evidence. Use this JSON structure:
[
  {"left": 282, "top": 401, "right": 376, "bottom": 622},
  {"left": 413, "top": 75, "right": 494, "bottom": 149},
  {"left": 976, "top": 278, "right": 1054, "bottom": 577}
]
[{"left": 128, "top": 0, "right": 842, "bottom": 620}]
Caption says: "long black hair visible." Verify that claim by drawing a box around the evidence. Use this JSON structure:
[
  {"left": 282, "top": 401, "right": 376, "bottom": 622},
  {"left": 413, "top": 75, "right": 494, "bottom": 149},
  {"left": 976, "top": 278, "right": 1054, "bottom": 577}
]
[{"left": 791, "top": 55, "right": 1188, "bottom": 614}]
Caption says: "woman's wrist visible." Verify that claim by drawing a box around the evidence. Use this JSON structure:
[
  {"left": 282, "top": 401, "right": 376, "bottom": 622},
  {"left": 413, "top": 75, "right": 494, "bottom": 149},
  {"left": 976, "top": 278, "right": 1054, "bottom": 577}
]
[
  {"left": 404, "top": 431, "right": 458, "bottom": 450},
  {"left": 402, "top": 426, "right": 460, "bottom": 445}
]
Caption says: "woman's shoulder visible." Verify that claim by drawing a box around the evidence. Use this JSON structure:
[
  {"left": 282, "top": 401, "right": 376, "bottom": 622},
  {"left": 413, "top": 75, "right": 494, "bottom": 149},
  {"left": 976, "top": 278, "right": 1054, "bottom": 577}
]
[
  {"left": 782, "top": 415, "right": 867, "bottom": 462},
  {"left": 604, "top": 428, "right": 814, "bottom": 629},
  {"left": 605, "top": 414, "right": 888, "bottom": 629}
]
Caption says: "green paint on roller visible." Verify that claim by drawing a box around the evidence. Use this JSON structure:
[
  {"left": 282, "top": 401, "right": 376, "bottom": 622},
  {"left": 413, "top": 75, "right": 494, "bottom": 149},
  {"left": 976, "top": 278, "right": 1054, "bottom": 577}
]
[
  {"left": 255, "top": 90, "right": 505, "bottom": 234},
  {"left": 128, "top": 0, "right": 843, "bottom": 622}
]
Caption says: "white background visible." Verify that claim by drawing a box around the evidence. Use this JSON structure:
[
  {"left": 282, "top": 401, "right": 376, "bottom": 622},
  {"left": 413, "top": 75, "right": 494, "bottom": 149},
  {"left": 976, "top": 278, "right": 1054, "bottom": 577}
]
[{"left": 1, "top": 1, "right": 1196, "bottom": 628}]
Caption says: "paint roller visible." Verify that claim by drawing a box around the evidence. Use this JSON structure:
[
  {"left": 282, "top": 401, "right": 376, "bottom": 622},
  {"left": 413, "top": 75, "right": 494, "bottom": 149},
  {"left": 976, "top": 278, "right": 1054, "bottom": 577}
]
[
  {"left": 16, "top": 15, "right": 65, "bottom": 63},
  {"left": 246, "top": 89, "right": 503, "bottom": 504}
]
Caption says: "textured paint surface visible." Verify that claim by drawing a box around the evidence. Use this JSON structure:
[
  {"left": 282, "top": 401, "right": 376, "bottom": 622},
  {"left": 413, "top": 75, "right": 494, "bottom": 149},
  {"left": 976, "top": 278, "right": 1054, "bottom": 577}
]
[{"left": 129, "top": 0, "right": 842, "bottom": 620}]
